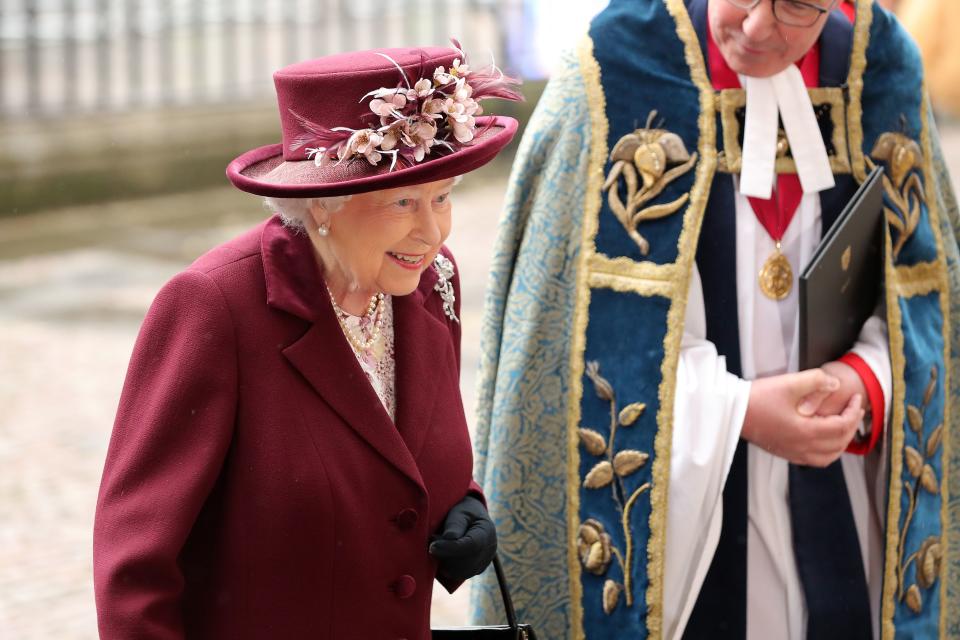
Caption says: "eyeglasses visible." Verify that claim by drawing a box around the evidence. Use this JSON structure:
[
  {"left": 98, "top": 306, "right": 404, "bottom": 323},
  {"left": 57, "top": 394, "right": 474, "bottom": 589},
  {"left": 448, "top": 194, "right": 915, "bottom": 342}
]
[{"left": 723, "top": 0, "right": 839, "bottom": 28}]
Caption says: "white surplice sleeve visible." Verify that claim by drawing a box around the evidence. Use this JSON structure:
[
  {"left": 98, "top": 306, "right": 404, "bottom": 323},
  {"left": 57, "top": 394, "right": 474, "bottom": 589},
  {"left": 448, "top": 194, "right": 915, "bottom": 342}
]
[
  {"left": 841, "top": 310, "right": 892, "bottom": 631},
  {"left": 850, "top": 313, "right": 893, "bottom": 434},
  {"left": 662, "top": 265, "right": 752, "bottom": 640}
]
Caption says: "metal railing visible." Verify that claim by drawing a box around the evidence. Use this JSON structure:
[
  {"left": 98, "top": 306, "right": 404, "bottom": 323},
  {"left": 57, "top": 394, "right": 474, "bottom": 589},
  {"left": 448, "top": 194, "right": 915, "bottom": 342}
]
[{"left": 0, "top": 0, "right": 523, "bottom": 119}]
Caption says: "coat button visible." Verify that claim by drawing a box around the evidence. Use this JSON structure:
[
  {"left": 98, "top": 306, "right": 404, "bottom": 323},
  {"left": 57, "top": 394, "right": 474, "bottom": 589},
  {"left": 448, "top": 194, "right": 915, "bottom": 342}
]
[
  {"left": 394, "top": 508, "right": 419, "bottom": 530},
  {"left": 392, "top": 575, "right": 416, "bottom": 599}
]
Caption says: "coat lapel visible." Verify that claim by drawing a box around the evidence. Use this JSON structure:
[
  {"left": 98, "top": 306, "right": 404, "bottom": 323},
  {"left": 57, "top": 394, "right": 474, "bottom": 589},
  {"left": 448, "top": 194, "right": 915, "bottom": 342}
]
[
  {"left": 392, "top": 287, "right": 449, "bottom": 460},
  {"left": 261, "top": 217, "right": 426, "bottom": 490},
  {"left": 281, "top": 306, "right": 426, "bottom": 490}
]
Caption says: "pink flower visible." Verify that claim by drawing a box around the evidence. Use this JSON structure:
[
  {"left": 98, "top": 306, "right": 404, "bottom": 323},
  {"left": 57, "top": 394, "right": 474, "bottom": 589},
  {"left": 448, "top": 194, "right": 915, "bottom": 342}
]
[
  {"left": 369, "top": 91, "right": 407, "bottom": 119},
  {"left": 443, "top": 96, "right": 478, "bottom": 120},
  {"left": 421, "top": 97, "right": 445, "bottom": 119},
  {"left": 346, "top": 129, "right": 384, "bottom": 165},
  {"left": 452, "top": 78, "right": 474, "bottom": 102},
  {"left": 440, "top": 98, "right": 476, "bottom": 143},
  {"left": 400, "top": 116, "right": 438, "bottom": 162},
  {"left": 380, "top": 121, "right": 404, "bottom": 151},
  {"left": 450, "top": 118, "right": 475, "bottom": 143},
  {"left": 449, "top": 58, "right": 469, "bottom": 78},
  {"left": 406, "top": 78, "right": 434, "bottom": 101},
  {"left": 442, "top": 98, "right": 465, "bottom": 119},
  {"left": 378, "top": 116, "right": 439, "bottom": 162},
  {"left": 433, "top": 65, "right": 455, "bottom": 86}
]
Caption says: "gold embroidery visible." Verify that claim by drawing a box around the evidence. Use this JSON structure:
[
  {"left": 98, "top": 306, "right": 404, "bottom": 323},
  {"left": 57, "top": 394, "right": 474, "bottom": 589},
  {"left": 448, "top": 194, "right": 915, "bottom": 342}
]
[
  {"left": 847, "top": 0, "right": 873, "bottom": 185},
  {"left": 654, "top": 3, "right": 719, "bottom": 636},
  {"left": 895, "top": 366, "right": 944, "bottom": 614},
  {"left": 603, "top": 579, "right": 623, "bottom": 614},
  {"left": 568, "top": 34, "right": 610, "bottom": 639},
  {"left": 918, "top": 90, "right": 951, "bottom": 639},
  {"left": 717, "top": 87, "right": 851, "bottom": 174},
  {"left": 916, "top": 535, "right": 944, "bottom": 589},
  {"left": 618, "top": 403, "right": 647, "bottom": 426},
  {"left": 881, "top": 225, "right": 909, "bottom": 639},
  {"left": 877, "top": 84, "right": 952, "bottom": 639},
  {"left": 578, "top": 519, "right": 614, "bottom": 574},
  {"left": 603, "top": 111, "right": 699, "bottom": 256},
  {"left": 587, "top": 254, "right": 679, "bottom": 298},
  {"left": 647, "top": 6, "right": 717, "bottom": 638},
  {"left": 577, "top": 361, "right": 652, "bottom": 614},
  {"left": 572, "top": 2, "right": 949, "bottom": 637},
  {"left": 869, "top": 133, "right": 926, "bottom": 259},
  {"left": 894, "top": 261, "right": 943, "bottom": 298},
  {"left": 588, "top": 271, "right": 675, "bottom": 299}
]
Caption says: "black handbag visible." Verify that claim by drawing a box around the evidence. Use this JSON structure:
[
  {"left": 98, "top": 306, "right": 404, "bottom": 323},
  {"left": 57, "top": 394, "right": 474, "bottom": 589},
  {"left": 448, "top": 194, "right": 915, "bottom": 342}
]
[{"left": 431, "top": 554, "right": 538, "bottom": 640}]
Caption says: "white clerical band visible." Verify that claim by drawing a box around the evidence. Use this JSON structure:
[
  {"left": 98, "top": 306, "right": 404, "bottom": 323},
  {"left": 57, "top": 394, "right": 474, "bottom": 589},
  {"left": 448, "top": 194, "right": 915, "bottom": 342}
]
[
  {"left": 741, "top": 75, "right": 780, "bottom": 199},
  {"left": 740, "top": 65, "right": 836, "bottom": 199}
]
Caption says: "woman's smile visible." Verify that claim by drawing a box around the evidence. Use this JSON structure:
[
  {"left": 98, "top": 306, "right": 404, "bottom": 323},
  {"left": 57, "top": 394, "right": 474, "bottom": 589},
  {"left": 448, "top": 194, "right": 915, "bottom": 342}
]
[{"left": 387, "top": 251, "right": 427, "bottom": 269}]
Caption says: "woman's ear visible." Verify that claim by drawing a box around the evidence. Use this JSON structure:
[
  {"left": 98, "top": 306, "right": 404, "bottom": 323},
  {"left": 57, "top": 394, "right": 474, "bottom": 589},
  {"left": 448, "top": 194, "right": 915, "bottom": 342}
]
[{"left": 307, "top": 200, "right": 331, "bottom": 232}]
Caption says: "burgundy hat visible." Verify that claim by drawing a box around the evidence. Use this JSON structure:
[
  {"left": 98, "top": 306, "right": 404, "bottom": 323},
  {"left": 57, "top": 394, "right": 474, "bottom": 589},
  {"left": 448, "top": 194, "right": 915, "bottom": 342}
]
[{"left": 227, "top": 45, "right": 522, "bottom": 197}]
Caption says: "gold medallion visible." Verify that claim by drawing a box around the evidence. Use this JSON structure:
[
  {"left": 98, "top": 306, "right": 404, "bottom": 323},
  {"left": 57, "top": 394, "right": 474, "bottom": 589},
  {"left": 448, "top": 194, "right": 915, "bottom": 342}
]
[{"left": 758, "top": 245, "right": 793, "bottom": 300}]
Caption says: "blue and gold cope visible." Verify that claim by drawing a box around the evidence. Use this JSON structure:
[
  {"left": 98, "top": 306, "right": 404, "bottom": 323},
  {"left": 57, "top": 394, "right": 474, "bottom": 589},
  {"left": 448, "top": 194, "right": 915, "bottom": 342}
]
[{"left": 471, "top": 0, "right": 960, "bottom": 638}]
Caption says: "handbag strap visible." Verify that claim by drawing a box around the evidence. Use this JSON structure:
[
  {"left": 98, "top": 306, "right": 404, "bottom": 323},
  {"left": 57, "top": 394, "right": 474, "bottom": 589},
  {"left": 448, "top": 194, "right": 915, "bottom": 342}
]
[{"left": 491, "top": 553, "right": 520, "bottom": 638}]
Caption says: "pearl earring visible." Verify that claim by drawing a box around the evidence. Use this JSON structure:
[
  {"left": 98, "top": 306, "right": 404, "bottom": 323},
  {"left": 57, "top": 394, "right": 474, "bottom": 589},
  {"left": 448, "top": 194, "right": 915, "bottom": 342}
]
[{"left": 318, "top": 222, "right": 330, "bottom": 237}]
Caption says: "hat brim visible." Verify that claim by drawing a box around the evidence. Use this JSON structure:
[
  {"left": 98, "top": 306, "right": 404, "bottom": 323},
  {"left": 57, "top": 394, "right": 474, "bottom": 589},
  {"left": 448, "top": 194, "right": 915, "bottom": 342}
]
[{"left": 226, "top": 116, "right": 518, "bottom": 198}]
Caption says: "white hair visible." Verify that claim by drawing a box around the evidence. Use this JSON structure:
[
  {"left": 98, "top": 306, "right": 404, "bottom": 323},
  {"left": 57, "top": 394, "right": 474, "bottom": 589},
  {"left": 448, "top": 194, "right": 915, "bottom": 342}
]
[
  {"left": 263, "top": 175, "right": 463, "bottom": 231},
  {"left": 263, "top": 195, "right": 352, "bottom": 231}
]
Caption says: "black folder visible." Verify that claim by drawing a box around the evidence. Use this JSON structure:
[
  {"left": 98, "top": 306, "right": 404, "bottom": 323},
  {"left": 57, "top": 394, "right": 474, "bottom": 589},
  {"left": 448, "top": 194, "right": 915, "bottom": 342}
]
[{"left": 798, "top": 166, "right": 885, "bottom": 370}]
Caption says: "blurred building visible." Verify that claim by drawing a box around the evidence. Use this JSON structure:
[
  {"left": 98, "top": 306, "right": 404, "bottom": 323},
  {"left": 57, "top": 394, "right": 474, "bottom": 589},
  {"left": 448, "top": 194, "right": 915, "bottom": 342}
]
[
  {"left": 0, "top": 0, "right": 566, "bottom": 215},
  {"left": 0, "top": 0, "right": 525, "bottom": 119},
  {"left": 897, "top": 0, "right": 960, "bottom": 118}
]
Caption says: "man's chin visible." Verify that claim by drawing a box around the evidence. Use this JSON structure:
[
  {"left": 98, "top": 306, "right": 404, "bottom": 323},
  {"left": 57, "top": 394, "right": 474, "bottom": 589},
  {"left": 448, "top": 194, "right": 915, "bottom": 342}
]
[{"left": 727, "top": 57, "right": 788, "bottom": 79}]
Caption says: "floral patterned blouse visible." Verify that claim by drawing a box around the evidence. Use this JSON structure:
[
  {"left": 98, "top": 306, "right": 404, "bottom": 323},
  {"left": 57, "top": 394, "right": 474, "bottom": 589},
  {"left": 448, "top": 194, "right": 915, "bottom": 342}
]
[{"left": 336, "top": 296, "right": 396, "bottom": 421}]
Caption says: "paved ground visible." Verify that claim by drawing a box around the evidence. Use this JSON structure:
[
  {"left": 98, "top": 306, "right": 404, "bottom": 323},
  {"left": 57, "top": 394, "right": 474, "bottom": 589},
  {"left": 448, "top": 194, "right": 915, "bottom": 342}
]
[{"left": 1, "top": 124, "right": 959, "bottom": 638}]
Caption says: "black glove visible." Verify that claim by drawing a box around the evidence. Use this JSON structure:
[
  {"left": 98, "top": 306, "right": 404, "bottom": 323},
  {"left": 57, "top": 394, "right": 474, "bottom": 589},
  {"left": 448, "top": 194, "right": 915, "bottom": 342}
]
[{"left": 429, "top": 494, "right": 497, "bottom": 582}]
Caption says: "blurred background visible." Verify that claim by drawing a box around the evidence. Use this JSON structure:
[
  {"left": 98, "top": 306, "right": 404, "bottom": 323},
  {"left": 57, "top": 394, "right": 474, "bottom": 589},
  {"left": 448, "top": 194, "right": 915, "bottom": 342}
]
[{"left": 0, "top": 0, "right": 957, "bottom": 637}]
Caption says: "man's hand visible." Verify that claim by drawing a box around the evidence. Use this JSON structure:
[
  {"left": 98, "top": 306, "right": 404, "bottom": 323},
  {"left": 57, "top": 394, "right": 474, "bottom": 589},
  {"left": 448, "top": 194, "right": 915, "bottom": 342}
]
[
  {"left": 742, "top": 368, "right": 865, "bottom": 467},
  {"left": 797, "top": 360, "right": 869, "bottom": 419}
]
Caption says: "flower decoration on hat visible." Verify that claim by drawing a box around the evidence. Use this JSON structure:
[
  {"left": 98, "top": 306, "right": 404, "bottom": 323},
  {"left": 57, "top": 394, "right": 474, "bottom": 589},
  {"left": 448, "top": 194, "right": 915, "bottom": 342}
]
[{"left": 290, "top": 40, "right": 522, "bottom": 172}]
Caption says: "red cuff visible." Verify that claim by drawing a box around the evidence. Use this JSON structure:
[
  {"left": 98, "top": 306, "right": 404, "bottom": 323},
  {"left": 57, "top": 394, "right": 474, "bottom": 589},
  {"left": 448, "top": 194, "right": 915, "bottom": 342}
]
[{"left": 838, "top": 352, "right": 884, "bottom": 455}]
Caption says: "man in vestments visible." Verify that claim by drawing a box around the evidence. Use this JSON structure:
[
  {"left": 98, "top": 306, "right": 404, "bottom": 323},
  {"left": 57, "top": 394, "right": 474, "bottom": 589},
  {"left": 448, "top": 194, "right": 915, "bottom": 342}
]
[{"left": 471, "top": 0, "right": 960, "bottom": 638}]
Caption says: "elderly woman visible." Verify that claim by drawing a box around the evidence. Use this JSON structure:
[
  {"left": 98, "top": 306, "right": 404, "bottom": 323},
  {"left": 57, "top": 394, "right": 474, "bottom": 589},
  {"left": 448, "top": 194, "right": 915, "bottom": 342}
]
[{"left": 93, "top": 45, "right": 520, "bottom": 639}]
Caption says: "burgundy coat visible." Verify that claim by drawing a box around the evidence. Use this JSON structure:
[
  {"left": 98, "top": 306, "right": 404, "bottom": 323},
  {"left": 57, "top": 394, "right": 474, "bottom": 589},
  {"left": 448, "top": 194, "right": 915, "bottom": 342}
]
[{"left": 93, "top": 216, "right": 478, "bottom": 639}]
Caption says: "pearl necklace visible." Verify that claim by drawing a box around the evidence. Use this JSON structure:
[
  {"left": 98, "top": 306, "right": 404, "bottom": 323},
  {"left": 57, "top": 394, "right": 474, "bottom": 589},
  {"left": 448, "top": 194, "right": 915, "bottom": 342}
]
[{"left": 325, "top": 285, "right": 386, "bottom": 355}]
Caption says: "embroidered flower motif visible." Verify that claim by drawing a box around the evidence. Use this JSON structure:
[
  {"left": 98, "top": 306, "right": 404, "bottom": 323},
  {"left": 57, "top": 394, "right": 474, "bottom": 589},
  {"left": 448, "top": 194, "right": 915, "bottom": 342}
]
[
  {"left": 577, "top": 519, "right": 614, "bottom": 575},
  {"left": 433, "top": 254, "right": 458, "bottom": 323},
  {"left": 288, "top": 39, "right": 522, "bottom": 172},
  {"left": 577, "top": 361, "right": 651, "bottom": 615}
]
